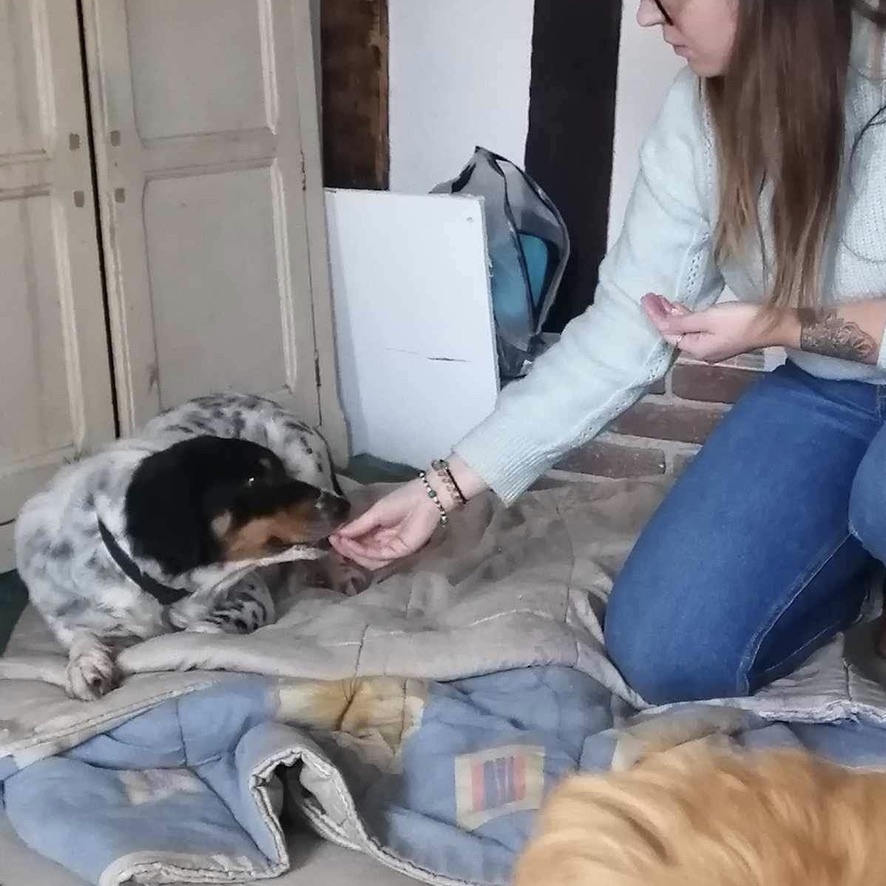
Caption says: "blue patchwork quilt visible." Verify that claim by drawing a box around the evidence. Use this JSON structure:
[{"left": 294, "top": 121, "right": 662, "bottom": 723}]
[{"left": 3, "top": 481, "right": 886, "bottom": 885}]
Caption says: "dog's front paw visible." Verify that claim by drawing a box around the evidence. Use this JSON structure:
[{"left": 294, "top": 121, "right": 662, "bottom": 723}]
[
  {"left": 209, "top": 576, "right": 276, "bottom": 633},
  {"left": 66, "top": 643, "right": 119, "bottom": 701},
  {"left": 182, "top": 575, "right": 276, "bottom": 635},
  {"left": 167, "top": 597, "right": 211, "bottom": 631}
]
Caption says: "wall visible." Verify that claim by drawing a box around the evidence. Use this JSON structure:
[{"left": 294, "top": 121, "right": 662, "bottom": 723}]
[
  {"left": 607, "top": 3, "right": 685, "bottom": 246},
  {"left": 387, "top": 1, "right": 682, "bottom": 223},
  {"left": 387, "top": 0, "right": 535, "bottom": 194},
  {"left": 555, "top": 357, "right": 763, "bottom": 480}
]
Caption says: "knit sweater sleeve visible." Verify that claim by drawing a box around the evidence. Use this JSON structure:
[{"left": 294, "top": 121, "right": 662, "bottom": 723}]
[{"left": 453, "top": 68, "right": 725, "bottom": 504}]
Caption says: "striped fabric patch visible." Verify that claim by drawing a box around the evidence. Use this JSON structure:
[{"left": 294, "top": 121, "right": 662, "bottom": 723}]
[{"left": 454, "top": 745, "right": 545, "bottom": 830}]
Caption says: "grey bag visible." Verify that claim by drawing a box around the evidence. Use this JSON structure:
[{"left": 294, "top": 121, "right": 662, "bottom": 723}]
[{"left": 434, "top": 147, "right": 570, "bottom": 380}]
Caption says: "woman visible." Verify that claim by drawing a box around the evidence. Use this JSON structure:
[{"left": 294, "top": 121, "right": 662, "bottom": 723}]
[{"left": 332, "top": 0, "right": 886, "bottom": 706}]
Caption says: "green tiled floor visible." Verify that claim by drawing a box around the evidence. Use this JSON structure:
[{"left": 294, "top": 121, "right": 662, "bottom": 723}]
[{"left": 0, "top": 570, "right": 28, "bottom": 655}]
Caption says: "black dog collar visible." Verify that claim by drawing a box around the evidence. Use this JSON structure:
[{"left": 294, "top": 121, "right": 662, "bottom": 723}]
[{"left": 98, "top": 519, "right": 189, "bottom": 606}]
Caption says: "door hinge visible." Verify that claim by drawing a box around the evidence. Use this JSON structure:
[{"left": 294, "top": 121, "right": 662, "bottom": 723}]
[{"left": 314, "top": 352, "right": 322, "bottom": 388}]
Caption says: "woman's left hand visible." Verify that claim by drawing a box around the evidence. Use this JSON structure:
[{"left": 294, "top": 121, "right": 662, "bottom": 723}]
[{"left": 642, "top": 293, "right": 785, "bottom": 363}]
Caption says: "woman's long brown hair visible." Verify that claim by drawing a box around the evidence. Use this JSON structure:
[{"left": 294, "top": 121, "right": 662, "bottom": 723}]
[{"left": 706, "top": 0, "right": 886, "bottom": 310}]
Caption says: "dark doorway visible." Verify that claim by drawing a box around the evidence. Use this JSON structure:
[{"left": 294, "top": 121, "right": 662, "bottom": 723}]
[
  {"left": 320, "top": 0, "right": 390, "bottom": 190},
  {"left": 525, "top": 2, "right": 622, "bottom": 333}
]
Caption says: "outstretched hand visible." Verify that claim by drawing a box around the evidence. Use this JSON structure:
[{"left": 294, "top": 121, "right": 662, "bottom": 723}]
[
  {"left": 331, "top": 457, "right": 488, "bottom": 571},
  {"left": 330, "top": 479, "right": 441, "bottom": 570}
]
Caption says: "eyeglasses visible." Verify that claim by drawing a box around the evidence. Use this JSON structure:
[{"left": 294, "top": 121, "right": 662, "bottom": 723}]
[{"left": 655, "top": 0, "right": 674, "bottom": 25}]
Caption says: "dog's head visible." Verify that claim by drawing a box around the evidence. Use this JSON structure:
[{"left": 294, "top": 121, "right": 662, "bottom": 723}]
[{"left": 125, "top": 436, "right": 349, "bottom": 575}]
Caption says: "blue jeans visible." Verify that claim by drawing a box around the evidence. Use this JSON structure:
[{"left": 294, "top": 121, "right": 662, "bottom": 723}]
[{"left": 604, "top": 361, "right": 886, "bottom": 705}]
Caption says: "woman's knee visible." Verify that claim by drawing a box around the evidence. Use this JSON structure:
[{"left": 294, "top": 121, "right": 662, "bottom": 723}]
[
  {"left": 604, "top": 575, "right": 748, "bottom": 706},
  {"left": 849, "top": 432, "right": 886, "bottom": 563},
  {"left": 606, "top": 528, "right": 870, "bottom": 706}
]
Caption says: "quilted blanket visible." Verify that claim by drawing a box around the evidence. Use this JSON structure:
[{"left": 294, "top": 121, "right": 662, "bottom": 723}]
[{"left": 3, "top": 479, "right": 886, "bottom": 885}]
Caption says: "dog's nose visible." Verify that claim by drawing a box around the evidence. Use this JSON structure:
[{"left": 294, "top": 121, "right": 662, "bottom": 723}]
[{"left": 317, "top": 491, "right": 350, "bottom": 521}]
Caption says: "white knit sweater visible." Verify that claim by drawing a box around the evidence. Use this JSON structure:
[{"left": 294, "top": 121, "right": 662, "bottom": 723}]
[{"left": 454, "top": 16, "right": 886, "bottom": 505}]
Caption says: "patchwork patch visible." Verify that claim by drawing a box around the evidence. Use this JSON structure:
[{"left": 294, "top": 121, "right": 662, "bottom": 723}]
[{"left": 454, "top": 745, "right": 545, "bottom": 830}]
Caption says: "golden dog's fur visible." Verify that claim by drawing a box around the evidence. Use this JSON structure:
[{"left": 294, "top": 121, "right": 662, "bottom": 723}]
[{"left": 513, "top": 748, "right": 886, "bottom": 886}]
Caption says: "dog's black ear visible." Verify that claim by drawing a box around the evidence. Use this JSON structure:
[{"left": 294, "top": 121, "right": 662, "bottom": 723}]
[{"left": 125, "top": 448, "right": 211, "bottom": 575}]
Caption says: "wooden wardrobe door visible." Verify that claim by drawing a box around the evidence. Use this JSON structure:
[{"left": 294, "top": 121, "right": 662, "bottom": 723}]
[{"left": 0, "top": 0, "right": 115, "bottom": 570}]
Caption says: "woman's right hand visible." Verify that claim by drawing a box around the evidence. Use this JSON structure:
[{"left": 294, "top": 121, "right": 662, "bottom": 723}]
[
  {"left": 330, "top": 456, "right": 487, "bottom": 570},
  {"left": 329, "top": 478, "right": 440, "bottom": 570}
]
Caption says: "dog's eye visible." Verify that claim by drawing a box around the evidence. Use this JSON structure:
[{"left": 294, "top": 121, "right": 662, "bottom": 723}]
[{"left": 245, "top": 476, "right": 257, "bottom": 487}]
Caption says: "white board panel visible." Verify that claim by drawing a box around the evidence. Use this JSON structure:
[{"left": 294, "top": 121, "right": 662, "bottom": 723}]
[{"left": 325, "top": 190, "right": 498, "bottom": 467}]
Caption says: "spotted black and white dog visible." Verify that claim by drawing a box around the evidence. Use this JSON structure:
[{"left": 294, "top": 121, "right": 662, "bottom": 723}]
[{"left": 16, "top": 393, "right": 358, "bottom": 701}]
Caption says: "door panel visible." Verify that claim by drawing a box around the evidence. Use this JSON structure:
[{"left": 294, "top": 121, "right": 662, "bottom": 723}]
[
  {"left": 0, "top": 0, "right": 116, "bottom": 571},
  {"left": 143, "top": 166, "right": 294, "bottom": 405},
  {"left": 125, "top": 0, "right": 274, "bottom": 140},
  {"left": 0, "top": 195, "right": 74, "bottom": 462},
  {"left": 0, "top": 0, "right": 45, "bottom": 156}
]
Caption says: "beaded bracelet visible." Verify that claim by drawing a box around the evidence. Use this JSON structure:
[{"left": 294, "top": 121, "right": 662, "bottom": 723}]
[
  {"left": 418, "top": 470, "right": 449, "bottom": 526},
  {"left": 431, "top": 458, "right": 467, "bottom": 507}
]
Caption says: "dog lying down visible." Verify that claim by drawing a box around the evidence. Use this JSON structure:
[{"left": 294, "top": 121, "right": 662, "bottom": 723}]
[
  {"left": 15, "top": 393, "right": 368, "bottom": 701},
  {"left": 514, "top": 746, "right": 886, "bottom": 886}
]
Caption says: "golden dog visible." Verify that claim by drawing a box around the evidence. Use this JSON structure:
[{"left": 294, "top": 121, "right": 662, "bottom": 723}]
[{"left": 514, "top": 748, "right": 886, "bottom": 886}]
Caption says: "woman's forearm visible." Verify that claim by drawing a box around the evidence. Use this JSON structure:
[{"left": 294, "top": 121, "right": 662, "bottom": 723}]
[
  {"left": 446, "top": 454, "right": 489, "bottom": 502},
  {"left": 778, "top": 300, "right": 886, "bottom": 365}
]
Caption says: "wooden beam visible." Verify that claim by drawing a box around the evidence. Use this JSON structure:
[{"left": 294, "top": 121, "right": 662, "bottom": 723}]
[
  {"left": 320, "top": 0, "right": 389, "bottom": 190},
  {"left": 525, "top": 1, "right": 622, "bottom": 333}
]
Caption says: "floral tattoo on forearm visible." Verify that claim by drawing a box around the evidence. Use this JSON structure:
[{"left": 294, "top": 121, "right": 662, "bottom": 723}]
[{"left": 797, "top": 308, "right": 878, "bottom": 364}]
